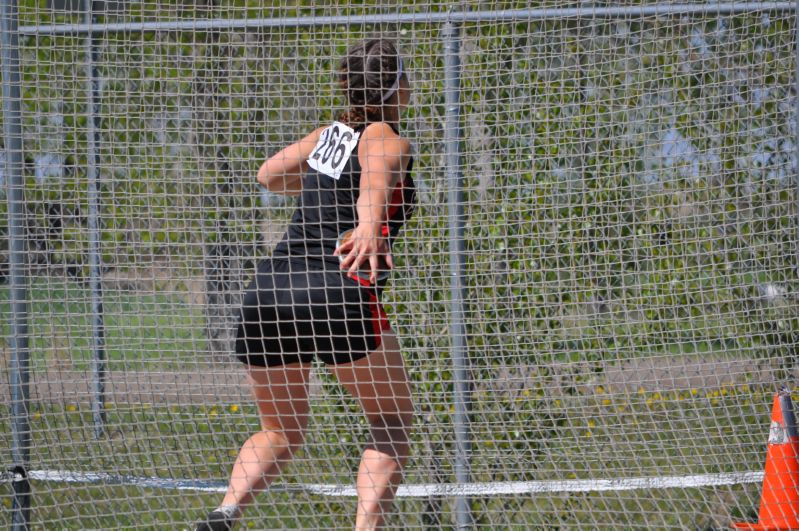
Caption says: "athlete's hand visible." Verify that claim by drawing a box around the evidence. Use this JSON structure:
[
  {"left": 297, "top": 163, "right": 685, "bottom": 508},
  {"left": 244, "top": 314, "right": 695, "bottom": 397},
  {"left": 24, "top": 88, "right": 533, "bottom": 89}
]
[{"left": 334, "top": 224, "right": 394, "bottom": 284}]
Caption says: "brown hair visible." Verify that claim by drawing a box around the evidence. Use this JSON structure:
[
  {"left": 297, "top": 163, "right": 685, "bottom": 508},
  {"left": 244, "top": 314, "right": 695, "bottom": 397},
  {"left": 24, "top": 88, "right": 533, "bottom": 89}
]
[{"left": 338, "top": 38, "right": 402, "bottom": 128}]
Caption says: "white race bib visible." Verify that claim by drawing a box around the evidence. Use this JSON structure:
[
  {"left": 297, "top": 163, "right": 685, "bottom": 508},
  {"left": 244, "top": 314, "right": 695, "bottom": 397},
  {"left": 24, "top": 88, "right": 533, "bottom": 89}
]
[{"left": 307, "top": 122, "right": 360, "bottom": 180}]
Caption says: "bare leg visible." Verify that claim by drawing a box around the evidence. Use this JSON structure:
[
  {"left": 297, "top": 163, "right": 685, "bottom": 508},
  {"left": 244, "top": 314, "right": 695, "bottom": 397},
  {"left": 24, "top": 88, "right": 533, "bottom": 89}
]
[
  {"left": 330, "top": 332, "right": 414, "bottom": 530},
  {"left": 220, "top": 363, "right": 311, "bottom": 511}
]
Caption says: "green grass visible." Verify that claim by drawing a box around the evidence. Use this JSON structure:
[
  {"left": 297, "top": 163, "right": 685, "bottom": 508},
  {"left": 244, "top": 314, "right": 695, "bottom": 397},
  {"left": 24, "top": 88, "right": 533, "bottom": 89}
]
[
  {"left": 0, "top": 276, "right": 780, "bottom": 526},
  {"left": 0, "top": 385, "right": 774, "bottom": 528},
  {"left": 1, "top": 276, "right": 208, "bottom": 370}
]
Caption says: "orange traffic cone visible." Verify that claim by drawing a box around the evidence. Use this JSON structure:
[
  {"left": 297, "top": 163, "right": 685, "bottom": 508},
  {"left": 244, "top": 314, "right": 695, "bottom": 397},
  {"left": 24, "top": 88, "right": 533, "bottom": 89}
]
[{"left": 733, "top": 389, "right": 799, "bottom": 530}]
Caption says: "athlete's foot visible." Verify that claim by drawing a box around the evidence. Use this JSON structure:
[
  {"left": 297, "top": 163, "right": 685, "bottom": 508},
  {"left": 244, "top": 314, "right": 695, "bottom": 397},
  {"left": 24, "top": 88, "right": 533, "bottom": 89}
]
[{"left": 195, "top": 510, "right": 234, "bottom": 531}]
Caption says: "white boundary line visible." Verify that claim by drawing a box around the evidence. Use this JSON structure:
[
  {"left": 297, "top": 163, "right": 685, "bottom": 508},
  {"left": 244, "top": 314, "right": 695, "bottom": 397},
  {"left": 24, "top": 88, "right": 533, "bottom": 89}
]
[{"left": 29, "top": 469, "right": 764, "bottom": 498}]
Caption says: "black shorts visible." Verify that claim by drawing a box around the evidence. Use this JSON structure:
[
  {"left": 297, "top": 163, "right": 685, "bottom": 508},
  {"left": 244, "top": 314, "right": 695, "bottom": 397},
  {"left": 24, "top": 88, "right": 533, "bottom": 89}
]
[{"left": 235, "top": 258, "right": 390, "bottom": 367}]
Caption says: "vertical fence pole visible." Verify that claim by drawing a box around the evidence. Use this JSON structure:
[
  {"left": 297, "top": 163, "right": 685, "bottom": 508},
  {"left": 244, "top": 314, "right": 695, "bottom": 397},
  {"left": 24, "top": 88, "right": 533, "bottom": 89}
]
[
  {"left": 1, "top": 0, "right": 32, "bottom": 528},
  {"left": 795, "top": 0, "right": 799, "bottom": 266},
  {"left": 443, "top": 20, "right": 473, "bottom": 529},
  {"left": 83, "top": 0, "right": 106, "bottom": 437}
]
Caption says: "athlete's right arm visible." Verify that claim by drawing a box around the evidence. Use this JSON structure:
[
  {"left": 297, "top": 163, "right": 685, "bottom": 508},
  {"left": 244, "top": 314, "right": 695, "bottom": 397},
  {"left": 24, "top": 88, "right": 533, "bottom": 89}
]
[
  {"left": 257, "top": 126, "right": 326, "bottom": 195},
  {"left": 336, "top": 122, "right": 411, "bottom": 283}
]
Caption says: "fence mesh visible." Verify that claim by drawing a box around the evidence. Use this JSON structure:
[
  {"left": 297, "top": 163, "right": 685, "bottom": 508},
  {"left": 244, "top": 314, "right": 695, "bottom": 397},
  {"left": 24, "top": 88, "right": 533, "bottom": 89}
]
[{"left": 2, "top": 1, "right": 799, "bottom": 528}]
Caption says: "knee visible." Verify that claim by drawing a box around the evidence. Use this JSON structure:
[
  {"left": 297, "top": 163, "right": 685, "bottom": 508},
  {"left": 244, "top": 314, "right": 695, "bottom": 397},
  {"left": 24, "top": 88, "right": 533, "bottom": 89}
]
[
  {"left": 284, "top": 429, "right": 306, "bottom": 452},
  {"left": 365, "top": 412, "right": 413, "bottom": 459},
  {"left": 365, "top": 416, "right": 412, "bottom": 462},
  {"left": 260, "top": 421, "right": 306, "bottom": 454},
  {"left": 367, "top": 411, "right": 413, "bottom": 432}
]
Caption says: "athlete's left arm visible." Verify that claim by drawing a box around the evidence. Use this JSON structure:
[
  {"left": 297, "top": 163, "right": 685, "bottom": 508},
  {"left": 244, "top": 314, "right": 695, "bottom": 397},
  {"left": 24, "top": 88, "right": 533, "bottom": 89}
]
[{"left": 336, "top": 122, "right": 411, "bottom": 283}]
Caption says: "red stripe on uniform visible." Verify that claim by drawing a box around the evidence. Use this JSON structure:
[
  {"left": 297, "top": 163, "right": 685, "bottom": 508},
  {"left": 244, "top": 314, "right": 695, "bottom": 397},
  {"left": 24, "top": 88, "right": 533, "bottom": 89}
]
[
  {"left": 347, "top": 178, "right": 405, "bottom": 350},
  {"left": 347, "top": 273, "right": 390, "bottom": 350},
  {"left": 381, "top": 178, "right": 406, "bottom": 239},
  {"left": 386, "top": 179, "right": 405, "bottom": 221},
  {"left": 367, "top": 291, "right": 390, "bottom": 350}
]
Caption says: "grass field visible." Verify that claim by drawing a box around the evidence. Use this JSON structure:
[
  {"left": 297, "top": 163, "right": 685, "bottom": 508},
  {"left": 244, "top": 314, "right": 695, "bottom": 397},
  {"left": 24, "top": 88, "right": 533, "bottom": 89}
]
[
  {"left": 1, "top": 276, "right": 208, "bottom": 371},
  {"left": 0, "top": 275, "right": 780, "bottom": 528},
  {"left": 0, "top": 383, "right": 773, "bottom": 528}
]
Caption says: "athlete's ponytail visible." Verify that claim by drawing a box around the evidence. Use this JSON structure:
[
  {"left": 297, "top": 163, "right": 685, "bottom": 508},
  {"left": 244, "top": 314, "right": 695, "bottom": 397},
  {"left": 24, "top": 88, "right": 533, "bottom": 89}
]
[
  {"left": 338, "top": 107, "right": 369, "bottom": 129},
  {"left": 338, "top": 38, "right": 403, "bottom": 128}
]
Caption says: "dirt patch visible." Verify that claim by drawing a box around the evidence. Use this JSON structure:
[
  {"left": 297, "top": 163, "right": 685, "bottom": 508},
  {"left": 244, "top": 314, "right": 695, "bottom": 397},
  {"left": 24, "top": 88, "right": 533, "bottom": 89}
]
[
  {"left": 473, "top": 354, "right": 787, "bottom": 399},
  {"left": 0, "top": 363, "right": 332, "bottom": 406},
  {"left": 0, "top": 365, "right": 248, "bottom": 406},
  {"left": 601, "top": 354, "right": 785, "bottom": 392},
  {"left": 1, "top": 353, "right": 787, "bottom": 407}
]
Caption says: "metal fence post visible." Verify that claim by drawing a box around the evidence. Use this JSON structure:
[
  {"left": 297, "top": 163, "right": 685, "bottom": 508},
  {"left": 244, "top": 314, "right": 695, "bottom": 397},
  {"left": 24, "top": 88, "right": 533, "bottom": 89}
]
[
  {"left": 795, "top": 0, "right": 799, "bottom": 274},
  {"left": 82, "top": 0, "right": 106, "bottom": 437},
  {"left": 1, "top": 0, "right": 32, "bottom": 528},
  {"left": 443, "top": 19, "right": 473, "bottom": 529}
]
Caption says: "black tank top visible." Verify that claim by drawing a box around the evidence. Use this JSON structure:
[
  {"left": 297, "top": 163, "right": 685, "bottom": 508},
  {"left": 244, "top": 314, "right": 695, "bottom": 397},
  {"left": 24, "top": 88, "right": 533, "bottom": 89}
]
[{"left": 272, "top": 122, "right": 416, "bottom": 277}]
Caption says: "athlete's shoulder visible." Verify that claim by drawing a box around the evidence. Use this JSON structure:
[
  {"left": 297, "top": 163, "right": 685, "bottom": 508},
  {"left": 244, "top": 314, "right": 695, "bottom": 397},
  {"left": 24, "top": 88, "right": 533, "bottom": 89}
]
[
  {"left": 362, "top": 121, "right": 402, "bottom": 139},
  {"left": 360, "top": 122, "right": 411, "bottom": 155}
]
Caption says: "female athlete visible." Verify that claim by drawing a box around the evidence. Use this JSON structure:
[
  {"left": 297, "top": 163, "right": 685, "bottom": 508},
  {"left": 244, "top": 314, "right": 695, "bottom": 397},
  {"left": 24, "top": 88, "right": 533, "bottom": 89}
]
[{"left": 197, "top": 38, "right": 415, "bottom": 531}]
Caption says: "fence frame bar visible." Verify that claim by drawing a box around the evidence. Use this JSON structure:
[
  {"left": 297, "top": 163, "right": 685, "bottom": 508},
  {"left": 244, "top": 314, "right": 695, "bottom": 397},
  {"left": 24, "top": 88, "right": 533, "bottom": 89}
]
[
  {"left": 16, "top": 2, "right": 799, "bottom": 36},
  {"left": 5, "top": 2, "right": 799, "bottom": 529},
  {"left": 795, "top": 0, "right": 799, "bottom": 279},
  {"left": 1, "top": 0, "right": 31, "bottom": 528},
  {"left": 81, "top": 0, "right": 107, "bottom": 439},
  {"left": 442, "top": 20, "right": 473, "bottom": 530}
]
